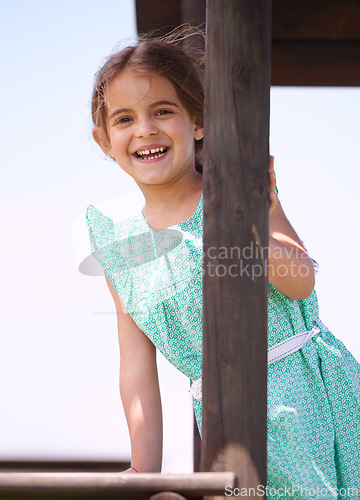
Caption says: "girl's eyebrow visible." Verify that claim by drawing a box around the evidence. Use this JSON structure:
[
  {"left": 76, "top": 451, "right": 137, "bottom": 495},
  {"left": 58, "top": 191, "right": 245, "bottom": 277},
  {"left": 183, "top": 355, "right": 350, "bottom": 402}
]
[
  {"left": 151, "top": 100, "right": 179, "bottom": 108},
  {"left": 108, "top": 100, "right": 179, "bottom": 121},
  {"left": 108, "top": 108, "right": 132, "bottom": 121}
]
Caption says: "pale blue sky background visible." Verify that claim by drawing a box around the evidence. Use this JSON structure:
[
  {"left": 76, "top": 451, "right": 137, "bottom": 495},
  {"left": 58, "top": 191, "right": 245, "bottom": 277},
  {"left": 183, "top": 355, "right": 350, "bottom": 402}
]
[{"left": 1, "top": 0, "right": 359, "bottom": 472}]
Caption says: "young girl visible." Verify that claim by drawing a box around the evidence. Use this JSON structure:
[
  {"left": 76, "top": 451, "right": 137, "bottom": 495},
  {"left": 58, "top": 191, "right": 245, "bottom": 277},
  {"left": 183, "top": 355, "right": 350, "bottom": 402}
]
[{"left": 86, "top": 32, "right": 360, "bottom": 495}]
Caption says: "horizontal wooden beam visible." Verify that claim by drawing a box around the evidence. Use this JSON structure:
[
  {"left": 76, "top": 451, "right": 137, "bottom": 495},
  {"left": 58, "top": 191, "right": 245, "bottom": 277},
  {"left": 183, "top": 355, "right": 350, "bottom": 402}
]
[
  {"left": 273, "top": 0, "right": 360, "bottom": 40},
  {"left": 0, "top": 472, "right": 235, "bottom": 499},
  {"left": 136, "top": 0, "right": 360, "bottom": 42},
  {"left": 272, "top": 41, "right": 360, "bottom": 86},
  {"left": 135, "top": 0, "right": 360, "bottom": 86}
]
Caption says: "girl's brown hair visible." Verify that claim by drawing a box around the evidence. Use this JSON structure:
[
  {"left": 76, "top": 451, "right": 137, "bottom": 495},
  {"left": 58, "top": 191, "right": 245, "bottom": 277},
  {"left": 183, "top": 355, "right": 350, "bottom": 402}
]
[{"left": 91, "top": 27, "right": 205, "bottom": 167}]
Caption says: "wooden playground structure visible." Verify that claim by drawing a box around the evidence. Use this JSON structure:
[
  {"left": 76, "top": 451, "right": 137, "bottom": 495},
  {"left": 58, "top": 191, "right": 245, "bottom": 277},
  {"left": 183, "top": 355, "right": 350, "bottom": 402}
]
[{"left": 1, "top": 0, "right": 359, "bottom": 498}]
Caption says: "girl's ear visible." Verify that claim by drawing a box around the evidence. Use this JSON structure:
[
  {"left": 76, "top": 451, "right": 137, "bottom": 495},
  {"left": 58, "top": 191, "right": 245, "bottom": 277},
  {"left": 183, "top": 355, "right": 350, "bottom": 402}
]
[
  {"left": 92, "top": 127, "right": 113, "bottom": 158},
  {"left": 194, "top": 123, "right": 204, "bottom": 141}
]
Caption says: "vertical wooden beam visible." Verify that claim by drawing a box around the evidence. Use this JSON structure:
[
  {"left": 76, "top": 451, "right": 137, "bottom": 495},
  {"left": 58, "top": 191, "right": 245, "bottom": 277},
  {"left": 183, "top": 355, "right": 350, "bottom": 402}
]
[
  {"left": 180, "top": 0, "right": 206, "bottom": 80},
  {"left": 135, "top": 0, "right": 180, "bottom": 34},
  {"left": 181, "top": 0, "right": 206, "bottom": 27},
  {"left": 201, "top": 0, "right": 271, "bottom": 492}
]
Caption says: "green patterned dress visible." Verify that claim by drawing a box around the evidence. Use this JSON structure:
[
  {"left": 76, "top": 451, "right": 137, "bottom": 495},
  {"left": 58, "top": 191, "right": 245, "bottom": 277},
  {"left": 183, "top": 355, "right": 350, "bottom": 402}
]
[{"left": 86, "top": 194, "right": 360, "bottom": 498}]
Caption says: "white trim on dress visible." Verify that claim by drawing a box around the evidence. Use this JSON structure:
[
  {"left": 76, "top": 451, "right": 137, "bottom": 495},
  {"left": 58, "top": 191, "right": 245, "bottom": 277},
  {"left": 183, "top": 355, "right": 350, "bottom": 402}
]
[{"left": 189, "top": 320, "right": 329, "bottom": 402}]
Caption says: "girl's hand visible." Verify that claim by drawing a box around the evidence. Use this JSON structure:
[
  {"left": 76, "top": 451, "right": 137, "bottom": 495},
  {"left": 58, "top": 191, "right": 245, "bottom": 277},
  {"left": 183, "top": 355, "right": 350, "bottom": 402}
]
[
  {"left": 269, "top": 155, "right": 278, "bottom": 215},
  {"left": 121, "top": 467, "right": 139, "bottom": 474},
  {"left": 268, "top": 176, "right": 315, "bottom": 299}
]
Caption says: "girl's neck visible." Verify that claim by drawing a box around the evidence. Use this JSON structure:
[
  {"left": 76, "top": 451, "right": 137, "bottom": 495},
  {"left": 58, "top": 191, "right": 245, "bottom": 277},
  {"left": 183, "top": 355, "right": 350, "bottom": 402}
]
[{"left": 140, "top": 170, "right": 203, "bottom": 230}]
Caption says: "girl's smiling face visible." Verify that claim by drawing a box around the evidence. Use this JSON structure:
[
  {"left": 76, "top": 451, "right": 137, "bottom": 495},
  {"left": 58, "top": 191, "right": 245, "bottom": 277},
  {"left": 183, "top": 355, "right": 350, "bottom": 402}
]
[{"left": 94, "top": 69, "right": 203, "bottom": 188}]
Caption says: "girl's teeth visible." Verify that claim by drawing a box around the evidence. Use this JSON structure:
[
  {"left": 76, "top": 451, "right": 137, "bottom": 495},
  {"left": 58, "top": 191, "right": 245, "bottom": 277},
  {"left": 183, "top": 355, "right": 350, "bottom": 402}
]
[
  {"left": 137, "top": 146, "right": 167, "bottom": 160},
  {"left": 136, "top": 147, "right": 167, "bottom": 158}
]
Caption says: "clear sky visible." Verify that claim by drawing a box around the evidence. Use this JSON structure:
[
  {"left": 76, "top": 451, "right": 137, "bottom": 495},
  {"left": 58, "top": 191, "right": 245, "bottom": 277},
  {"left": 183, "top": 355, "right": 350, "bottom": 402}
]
[{"left": 1, "top": 0, "right": 359, "bottom": 473}]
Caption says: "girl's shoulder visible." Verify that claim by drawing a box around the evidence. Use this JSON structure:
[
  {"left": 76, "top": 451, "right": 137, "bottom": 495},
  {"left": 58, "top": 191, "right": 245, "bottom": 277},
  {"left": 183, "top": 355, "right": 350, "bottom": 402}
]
[
  {"left": 79, "top": 192, "right": 145, "bottom": 276},
  {"left": 86, "top": 191, "right": 145, "bottom": 238}
]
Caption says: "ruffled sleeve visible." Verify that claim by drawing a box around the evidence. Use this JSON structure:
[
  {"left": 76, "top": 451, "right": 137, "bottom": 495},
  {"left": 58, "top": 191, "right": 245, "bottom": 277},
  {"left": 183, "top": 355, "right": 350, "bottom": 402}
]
[
  {"left": 86, "top": 204, "right": 117, "bottom": 269},
  {"left": 86, "top": 204, "right": 135, "bottom": 299}
]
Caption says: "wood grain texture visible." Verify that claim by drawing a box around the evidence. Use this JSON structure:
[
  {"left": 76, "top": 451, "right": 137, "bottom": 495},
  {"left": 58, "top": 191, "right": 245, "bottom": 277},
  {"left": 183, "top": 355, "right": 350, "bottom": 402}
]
[{"left": 201, "top": 0, "right": 270, "bottom": 491}]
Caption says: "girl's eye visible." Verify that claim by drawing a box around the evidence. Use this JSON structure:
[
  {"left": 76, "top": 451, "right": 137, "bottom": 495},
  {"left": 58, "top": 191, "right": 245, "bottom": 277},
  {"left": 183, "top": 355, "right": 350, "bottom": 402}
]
[
  {"left": 155, "top": 109, "right": 172, "bottom": 116},
  {"left": 116, "top": 116, "right": 132, "bottom": 124}
]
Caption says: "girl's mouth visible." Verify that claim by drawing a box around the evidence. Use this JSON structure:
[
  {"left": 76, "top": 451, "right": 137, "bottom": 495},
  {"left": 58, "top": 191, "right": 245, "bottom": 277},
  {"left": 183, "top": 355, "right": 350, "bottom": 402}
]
[{"left": 135, "top": 146, "right": 168, "bottom": 160}]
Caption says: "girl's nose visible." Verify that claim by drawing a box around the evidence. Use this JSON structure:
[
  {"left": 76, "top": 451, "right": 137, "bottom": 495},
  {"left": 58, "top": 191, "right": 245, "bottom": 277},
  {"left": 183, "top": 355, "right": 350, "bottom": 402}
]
[{"left": 134, "top": 116, "right": 158, "bottom": 138}]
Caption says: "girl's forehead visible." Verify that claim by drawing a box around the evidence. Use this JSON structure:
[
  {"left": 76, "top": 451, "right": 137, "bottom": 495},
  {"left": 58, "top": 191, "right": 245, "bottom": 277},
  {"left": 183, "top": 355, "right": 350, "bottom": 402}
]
[{"left": 106, "top": 69, "right": 178, "bottom": 108}]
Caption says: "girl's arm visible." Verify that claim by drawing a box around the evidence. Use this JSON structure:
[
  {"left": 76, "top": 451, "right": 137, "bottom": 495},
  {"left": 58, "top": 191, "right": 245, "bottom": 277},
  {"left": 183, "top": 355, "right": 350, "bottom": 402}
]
[
  {"left": 105, "top": 273, "right": 163, "bottom": 473},
  {"left": 268, "top": 158, "right": 315, "bottom": 300}
]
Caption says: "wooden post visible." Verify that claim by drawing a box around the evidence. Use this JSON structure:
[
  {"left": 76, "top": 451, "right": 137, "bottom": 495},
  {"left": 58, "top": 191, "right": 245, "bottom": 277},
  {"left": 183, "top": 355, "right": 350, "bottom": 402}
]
[
  {"left": 181, "top": 0, "right": 206, "bottom": 27},
  {"left": 201, "top": 0, "right": 271, "bottom": 493}
]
